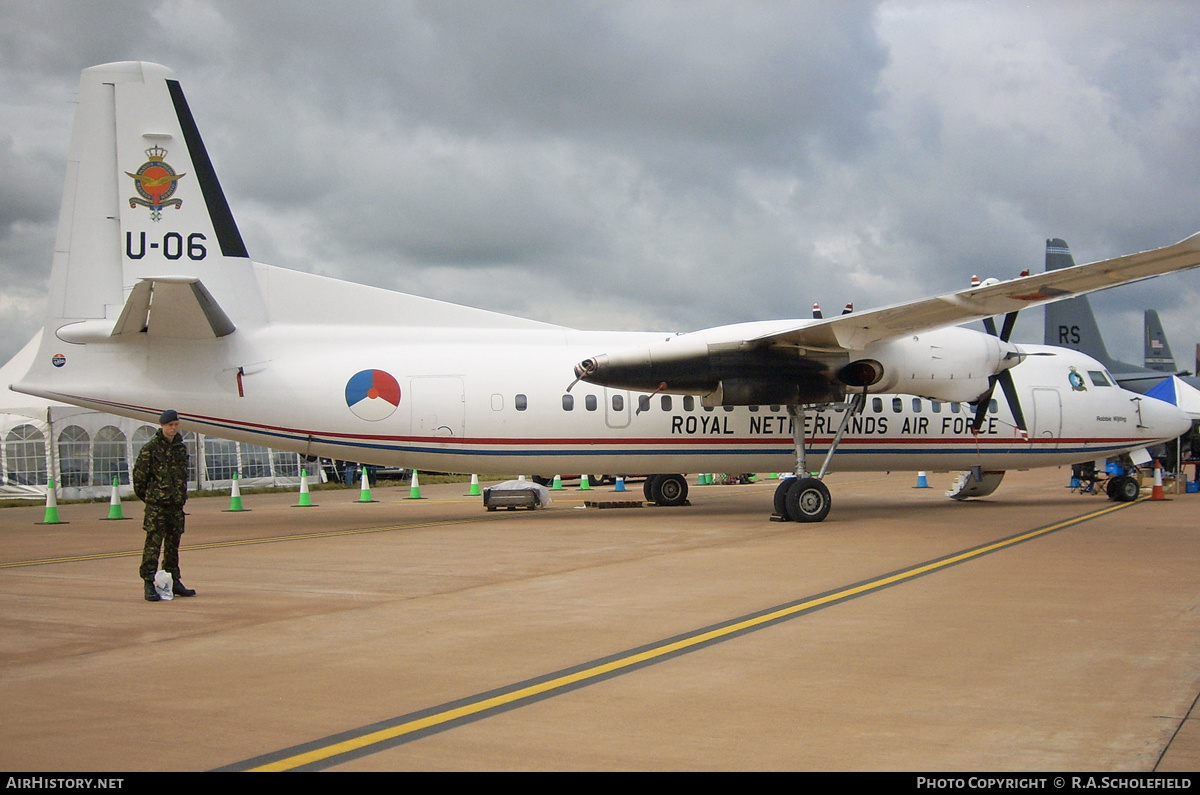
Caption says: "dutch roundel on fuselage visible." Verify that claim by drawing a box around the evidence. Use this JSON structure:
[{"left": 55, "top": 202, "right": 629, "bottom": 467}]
[{"left": 345, "top": 369, "right": 402, "bottom": 421}]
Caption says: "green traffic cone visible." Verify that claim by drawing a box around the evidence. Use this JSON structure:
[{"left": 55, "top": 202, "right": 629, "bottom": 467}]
[
  {"left": 225, "top": 472, "right": 247, "bottom": 511},
  {"left": 104, "top": 476, "right": 127, "bottom": 520},
  {"left": 467, "top": 474, "right": 481, "bottom": 496},
  {"left": 37, "top": 478, "right": 65, "bottom": 525},
  {"left": 357, "top": 466, "right": 377, "bottom": 503},
  {"left": 406, "top": 470, "right": 424, "bottom": 499},
  {"left": 293, "top": 468, "right": 315, "bottom": 507}
]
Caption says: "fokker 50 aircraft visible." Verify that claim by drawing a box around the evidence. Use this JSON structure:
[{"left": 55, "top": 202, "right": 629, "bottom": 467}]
[{"left": 10, "top": 62, "right": 1200, "bottom": 522}]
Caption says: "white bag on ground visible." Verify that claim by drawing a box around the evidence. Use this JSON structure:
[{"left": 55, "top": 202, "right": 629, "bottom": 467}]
[{"left": 153, "top": 570, "right": 174, "bottom": 601}]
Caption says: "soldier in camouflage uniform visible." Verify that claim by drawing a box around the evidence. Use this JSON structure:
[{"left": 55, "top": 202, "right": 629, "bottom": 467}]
[{"left": 134, "top": 409, "right": 196, "bottom": 601}]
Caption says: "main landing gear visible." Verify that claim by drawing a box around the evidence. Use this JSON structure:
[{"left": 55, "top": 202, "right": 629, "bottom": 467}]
[
  {"left": 644, "top": 473, "right": 689, "bottom": 507},
  {"left": 771, "top": 395, "right": 864, "bottom": 523},
  {"left": 773, "top": 476, "right": 831, "bottom": 522}
]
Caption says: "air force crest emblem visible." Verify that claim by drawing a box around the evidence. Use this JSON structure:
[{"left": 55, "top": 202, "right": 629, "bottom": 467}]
[{"left": 127, "top": 146, "right": 186, "bottom": 221}]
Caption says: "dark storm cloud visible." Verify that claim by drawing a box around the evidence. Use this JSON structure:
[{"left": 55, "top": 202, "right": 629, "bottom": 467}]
[{"left": 200, "top": 2, "right": 885, "bottom": 164}]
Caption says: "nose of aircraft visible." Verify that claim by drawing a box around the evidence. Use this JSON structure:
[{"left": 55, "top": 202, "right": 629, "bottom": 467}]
[{"left": 1138, "top": 389, "right": 1194, "bottom": 442}]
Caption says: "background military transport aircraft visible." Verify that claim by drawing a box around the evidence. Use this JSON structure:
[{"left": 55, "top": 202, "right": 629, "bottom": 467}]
[
  {"left": 1043, "top": 238, "right": 1200, "bottom": 395},
  {"left": 10, "top": 62, "right": 1200, "bottom": 522}
]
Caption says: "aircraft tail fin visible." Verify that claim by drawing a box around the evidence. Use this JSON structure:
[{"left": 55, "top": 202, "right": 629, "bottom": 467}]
[
  {"left": 1143, "top": 309, "right": 1176, "bottom": 372},
  {"left": 1041, "top": 238, "right": 1139, "bottom": 372},
  {"left": 44, "top": 61, "right": 258, "bottom": 338}
]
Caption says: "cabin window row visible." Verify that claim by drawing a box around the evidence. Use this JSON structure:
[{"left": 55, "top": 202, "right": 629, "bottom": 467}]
[
  {"left": 495, "top": 394, "right": 1003, "bottom": 415},
  {"left": 870, "top": 397, "right": 999, "bottom": 415}
]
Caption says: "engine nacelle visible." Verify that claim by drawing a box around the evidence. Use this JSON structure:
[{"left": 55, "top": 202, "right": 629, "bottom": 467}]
[
  {"left": 575, "top": 325, "right": 1023, "bottom": 406},
  {"left": 573, "top": 331, "right": 846, "bottom": 406},
  {"left": 839, "top": 326, "right": 1020, "bottom": 403}
]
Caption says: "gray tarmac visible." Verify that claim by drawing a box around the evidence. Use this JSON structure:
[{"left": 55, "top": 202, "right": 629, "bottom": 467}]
[{"left": 0, "top": 469, "right": 1197, "bottom": 771}]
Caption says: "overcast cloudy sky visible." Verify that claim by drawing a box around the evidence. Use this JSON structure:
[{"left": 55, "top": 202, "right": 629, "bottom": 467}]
[{"left": 2, "top": 0, "right": 1199, "bottom": 368}]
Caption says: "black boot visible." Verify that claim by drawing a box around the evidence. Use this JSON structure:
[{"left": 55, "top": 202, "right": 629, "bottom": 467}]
[
  {"left": 144, "top": 580, "right": 161, "bottom": 602},
  {"left": 173, "top": 579, "right": 196, "bottom": 597}
]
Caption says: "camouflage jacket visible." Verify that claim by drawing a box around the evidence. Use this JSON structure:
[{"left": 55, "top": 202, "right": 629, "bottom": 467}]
[{"left": 133, "top": 430, "right": 189, "bottom": 506}]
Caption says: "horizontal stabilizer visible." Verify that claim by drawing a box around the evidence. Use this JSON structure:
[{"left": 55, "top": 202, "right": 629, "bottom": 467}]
[{"left": 111, "top": 277, "right": 236, "bottom": 339}]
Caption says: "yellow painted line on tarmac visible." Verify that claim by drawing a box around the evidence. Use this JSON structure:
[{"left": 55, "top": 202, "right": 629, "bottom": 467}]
[
  {"left": 229, "top": 497, "right": 1145, "bottom": 772},
  {"left": 0, "top": 516, "right": 492, "bottom": 569},
  {"left": 0, "top": 480, "right": 772, "bottom": 568}
]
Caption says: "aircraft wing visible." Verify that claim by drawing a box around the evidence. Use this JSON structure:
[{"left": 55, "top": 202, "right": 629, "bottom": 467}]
[
  {"left": 576, "top": 230, "right": 1200, "bottom": 406},
  {"left": 748, "top": 231, "right": 1200, "bottom": 352}
]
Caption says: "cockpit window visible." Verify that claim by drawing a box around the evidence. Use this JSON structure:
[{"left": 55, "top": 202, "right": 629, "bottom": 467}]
[{"left": 1088, "top": 370, "right": 1113, "bottom": 387}]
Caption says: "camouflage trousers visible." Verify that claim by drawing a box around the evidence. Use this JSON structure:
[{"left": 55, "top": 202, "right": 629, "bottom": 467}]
[{"left": 139, "top": 502, "right": 186, "bottom": 582}]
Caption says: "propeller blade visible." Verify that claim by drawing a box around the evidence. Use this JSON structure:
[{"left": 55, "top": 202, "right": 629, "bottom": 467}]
[
  {"left": 996, "top": 369, "right": 1028, "bottom": 437},
  {"left": 998, "top": 311, "right": 1019, "bottom": 341},
  {"left": 982, "top": 310, "right": 1018, "bottom": 341},
  {"left": 976, "top": 309, "right": 1026, "bottom": 435},
  {"left": 971, "top": 376, "right": 998, "bottom": 434}
]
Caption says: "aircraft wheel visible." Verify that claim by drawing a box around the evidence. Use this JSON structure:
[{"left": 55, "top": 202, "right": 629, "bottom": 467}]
[
  {"left": 644, "top": 475, "right": 662, "bottom": 503},
  {"left": 1110, "top": 475, "right": 1140, "bottom": 502},
  {"left": 773, "top": 479, "right": 794, "bottom": 520},
  {"left": 786, "top": 477, "right": 831, "bottom": 523},
  {"left": 655, "top": 474, "right": 689, "bottom": 507}
]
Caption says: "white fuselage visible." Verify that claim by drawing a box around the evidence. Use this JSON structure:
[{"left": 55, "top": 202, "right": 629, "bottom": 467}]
[{"left": 31, "top": 321, "right": 1187, "bottom": 478}]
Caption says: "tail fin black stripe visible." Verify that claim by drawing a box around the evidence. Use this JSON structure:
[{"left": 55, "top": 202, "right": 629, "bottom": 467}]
[{"left": 166, "top": 79, "right": 249, "bottom": 258}]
